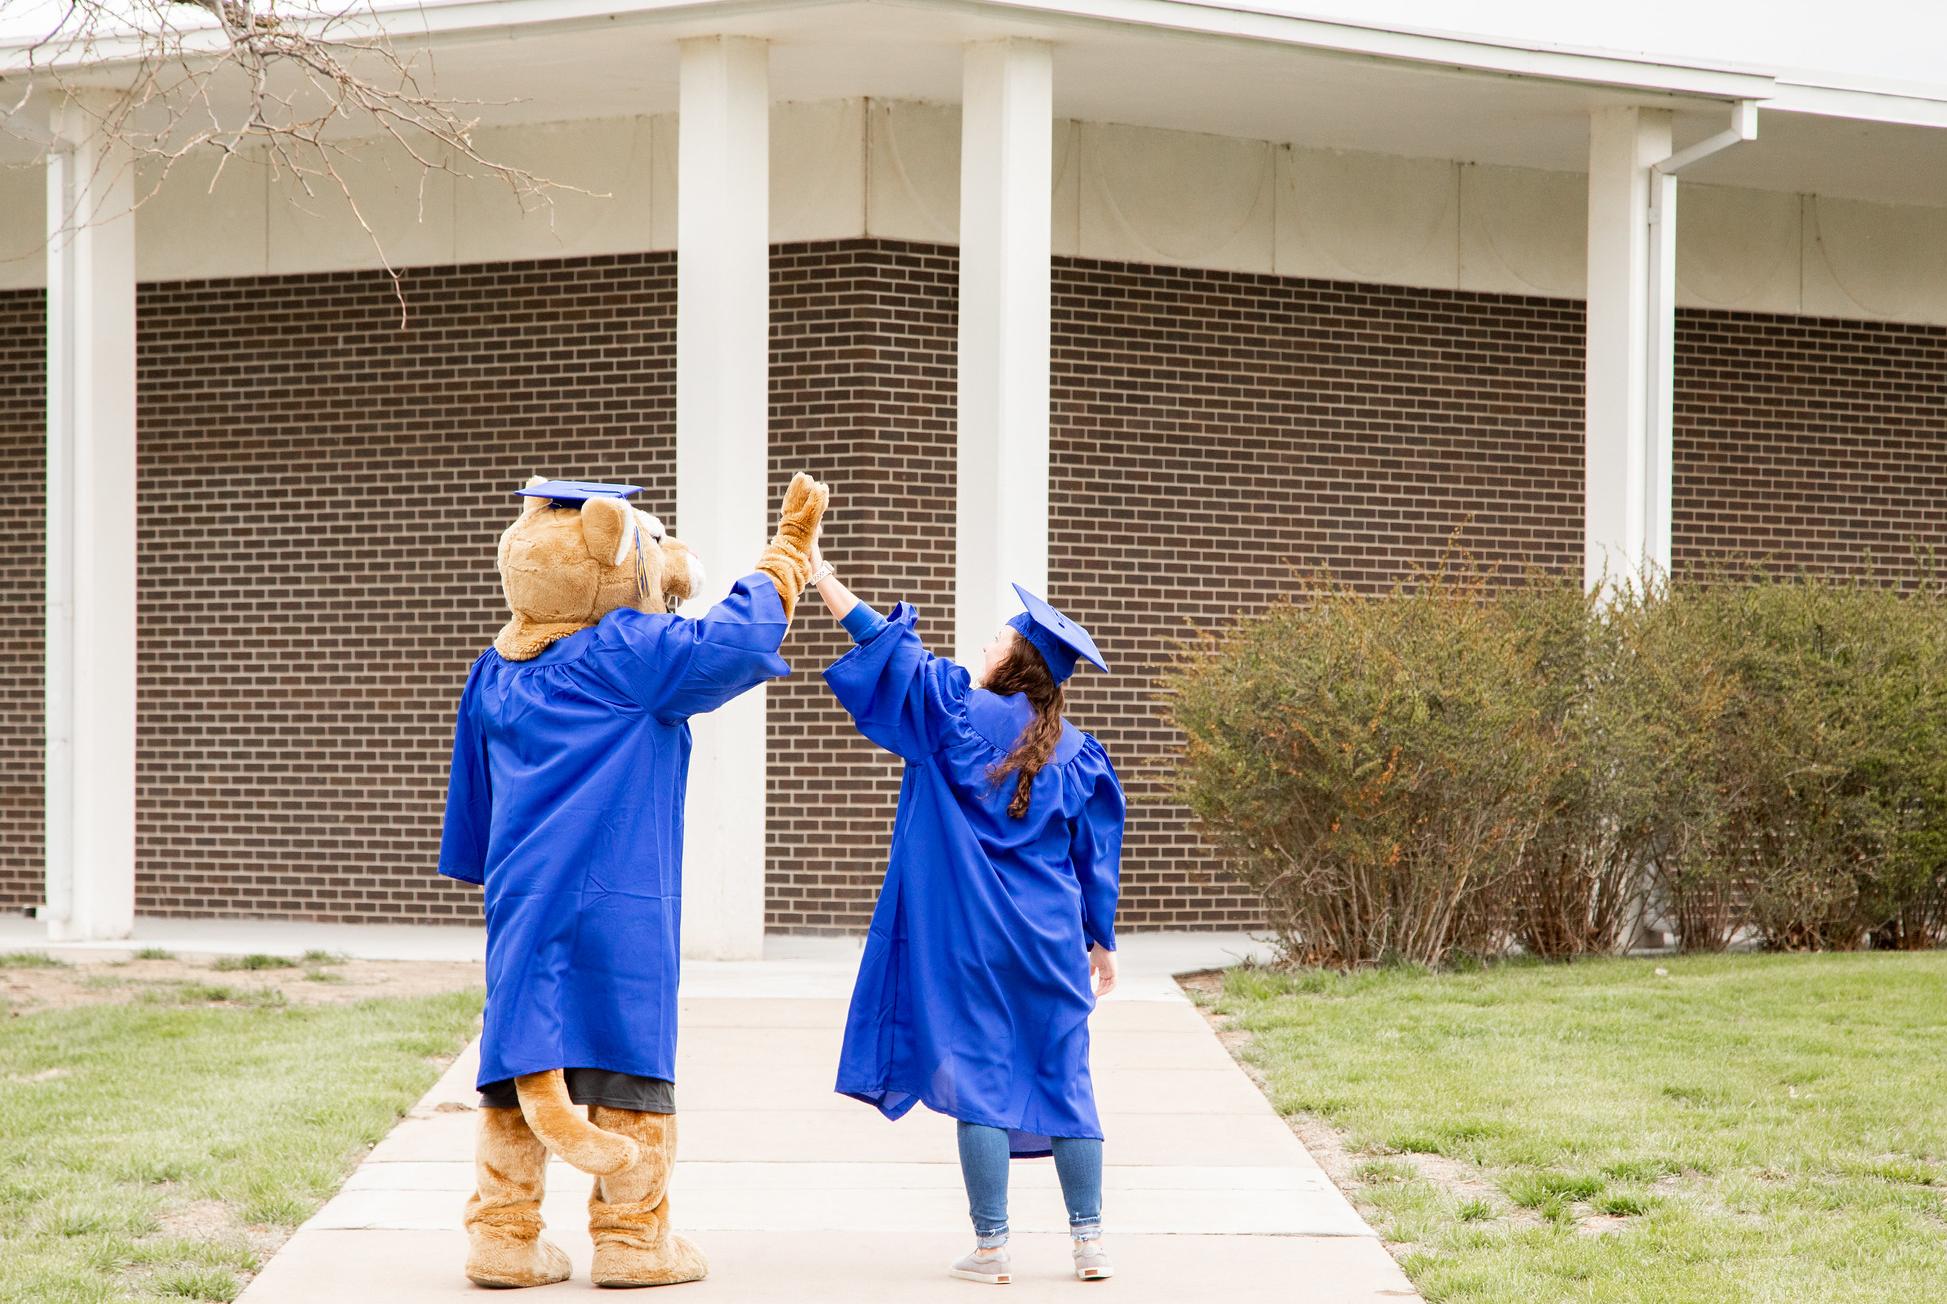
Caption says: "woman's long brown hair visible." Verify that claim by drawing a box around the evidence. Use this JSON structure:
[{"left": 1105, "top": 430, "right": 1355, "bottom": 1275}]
[{"left": 983, "top": 633, "right": 1066, "bottom": 818}]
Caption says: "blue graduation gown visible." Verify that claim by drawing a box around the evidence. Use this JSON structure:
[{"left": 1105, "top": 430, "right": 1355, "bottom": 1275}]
[
  {"left": 438, "top": 574, "right": 790, "bottom": 1089},
  {"left": 826, "top": 604, "right": 1125, "bottom": 1157}
]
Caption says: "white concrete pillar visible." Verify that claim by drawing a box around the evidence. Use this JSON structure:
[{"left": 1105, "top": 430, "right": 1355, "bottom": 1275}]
[
  {"left": 675, "top": 35, "right": 769, "bottom": 961},
  {"left": 44, "top": 94, "right": 138, "bottom": 941},
  {"left": 1583, "top": 105, "right": 1671, "bottom": 593},
  {"left": 955, "top": 39, "right": 1053, "bottom": 666}
]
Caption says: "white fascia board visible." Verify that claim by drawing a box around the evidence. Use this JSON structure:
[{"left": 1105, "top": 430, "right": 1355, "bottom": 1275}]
[
  {"left": 20, "top": 0, "right": 1947, "bottom": 129},
  {"left": 945, "top": 0, "right": 1776, "bottom": 101},
  {"left": 4, "top": 0, "right": 1776, "bottom": 104},
  {"left": 1762, "top": 79, "right": 1947, "bottom": 131},
  {"left": 0, "top": 0, "right": 808, "bottom": 71}
]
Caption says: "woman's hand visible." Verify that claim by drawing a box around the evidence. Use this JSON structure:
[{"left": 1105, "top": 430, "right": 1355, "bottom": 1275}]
[
  {"left": 1089, "top": 944, "right": 1117, "bottom": 999},
  {"left": 811, "top": 540, "right": 861, "bottom": 623}
]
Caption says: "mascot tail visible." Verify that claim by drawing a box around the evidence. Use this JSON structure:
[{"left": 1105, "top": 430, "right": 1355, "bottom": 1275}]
[{"left": 512, "top": 1070, "right": 641, "bottom": 1176}]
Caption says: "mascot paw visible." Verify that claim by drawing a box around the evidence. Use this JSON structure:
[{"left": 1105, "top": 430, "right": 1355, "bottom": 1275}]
[
  {"left": 755, "top": 472, "right": 830, "bottom": 619},
  {"left": 466, "top": 1233, "right": 573, "bottom": 1289},
  {"left": 590, "top": 1233, "right": 710, "bottom": 1289},
  {"left": 774, "top": 472, "right": 829, "bottom": 551}
]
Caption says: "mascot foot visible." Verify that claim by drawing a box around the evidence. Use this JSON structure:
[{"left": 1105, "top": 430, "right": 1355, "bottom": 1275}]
[
  {"left": 464, "top": 1106, "right": 574, "bottom": 1288},
  {"left": 467, "top": 1234, "right": 573, "bottom": 1290},
  {"left": 590, "top": 1232, "right": 709, "bottom": 1289},
  {"left": 587, "top": 1106, "right": 709, "bottom": 1288}
]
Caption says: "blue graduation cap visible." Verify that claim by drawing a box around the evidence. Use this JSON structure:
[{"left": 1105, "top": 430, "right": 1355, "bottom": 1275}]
[
  {"left": 1007, "top": 583, "right": 1109, "bottom": 685},
  {"left": 516, "top": 480, "right": 645, "bottom": 507}
]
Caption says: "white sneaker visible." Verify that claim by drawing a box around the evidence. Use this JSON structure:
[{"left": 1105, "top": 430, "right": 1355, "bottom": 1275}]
[
  {"left": 950, "top": 1247, "right": 1012, "bottom": 1285},
  {"left": 1073, "top": 1238, "right": 1113, "bottom": 1281}
]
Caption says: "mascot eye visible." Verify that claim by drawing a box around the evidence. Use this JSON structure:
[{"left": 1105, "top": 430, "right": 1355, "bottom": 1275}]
[{"left": 636, "top": 510, "right": 666, "bottom": 543}]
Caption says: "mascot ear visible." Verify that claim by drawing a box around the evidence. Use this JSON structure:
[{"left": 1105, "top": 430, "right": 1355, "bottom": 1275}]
[
  {"left": 580, "top": 496, "right": 635, "bottom": 565},
  {"left": 519, "top": 474, "right": 551, "bottom": 517},
  {"left": 659, "top": 537, "right": 701, "bottom": 606}
]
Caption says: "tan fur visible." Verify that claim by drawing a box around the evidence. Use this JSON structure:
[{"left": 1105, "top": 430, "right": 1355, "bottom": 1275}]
[
  {"left": 493, "top": 472, "right": 826, "bottom": 660},
  {"left": 514, "top": 1069, "right": 641, "bottom": 1177},
  {"left": 750, "top": 472, "right": 828, "bottom": 620},
  {"left": 657, "top": 535, "right": 699, "bottom": 608},
  {"left": 578, "top": 497, "right": 634, "bottom": 568},
  {"left": 585, "top": 1108, "right": 709, "bottom": 1288},
  {"left": 494, "top": 477, "right": 700, "bottom": 661},
  {"left": 463, "top": 1107, "right": 574, "bottom": 1288}
]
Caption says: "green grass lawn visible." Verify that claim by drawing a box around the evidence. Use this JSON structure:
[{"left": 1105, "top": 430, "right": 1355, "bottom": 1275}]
[
  {"left": 0, "top": 962, "right": 481, "bottom": 1303},
  {"left": 1214, "top": 952, "right": 1947, "bottom": 1304}
]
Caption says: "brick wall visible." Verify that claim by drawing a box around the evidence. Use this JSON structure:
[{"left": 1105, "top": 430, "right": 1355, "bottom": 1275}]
[
  {"left": 134, "top": 256, "right": 677, "bottom": 920},
  {"left": 1674, "top": 310, "right": 1947, "bottom": 581},
  {"left": 0, "top": 246, "right": 1942, "bottom": 926},
  {"left": 0, "top": 292, "right": 45, "bottom": 913},
  {"left": 764, "top": 241, "right": 958, "bottom": 930}
]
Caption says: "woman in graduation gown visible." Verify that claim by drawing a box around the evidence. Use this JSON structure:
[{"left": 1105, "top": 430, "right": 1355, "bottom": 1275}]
[{"left": 809, "top": 547, "right": 1127, "bottom": 1285}]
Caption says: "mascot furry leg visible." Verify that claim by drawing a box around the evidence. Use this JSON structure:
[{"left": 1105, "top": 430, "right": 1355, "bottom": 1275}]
[
  {"left": 465, "top": 1071, "right": 644, "bottom": 1288},
  {"left": 585, "top": 1107, "right": 708, "bottom": 1287},
  {"left": 464, "top": 1075, "right": 705, "bottom": 1288}
]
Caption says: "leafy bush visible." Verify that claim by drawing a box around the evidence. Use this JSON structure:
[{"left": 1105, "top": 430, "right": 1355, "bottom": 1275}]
[
  {"left": 1671, "top": 575, "right": 1947, "bottom": 950},
  {"left": 1165, "top": 563, "right": 1947, "bottom": 962},
  {"left": 1502, "top": 580, "right": 1662, "bottom": 958},
  {"left": 1611, "top": 577, "right": 1746, "bottom": 951},
  {"left": 1163, "top": 568, "right": 1563, "bottom": 968}
]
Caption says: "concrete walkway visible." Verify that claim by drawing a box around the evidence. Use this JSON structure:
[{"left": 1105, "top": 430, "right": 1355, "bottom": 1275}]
[{"left": 92, "top": 929, "right": 1415, "bottom": 1303}]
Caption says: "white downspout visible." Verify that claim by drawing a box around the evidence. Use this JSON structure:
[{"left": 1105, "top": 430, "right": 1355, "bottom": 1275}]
[{"left": 1643, "top": 100, "right": 1758, "bottom": 577}]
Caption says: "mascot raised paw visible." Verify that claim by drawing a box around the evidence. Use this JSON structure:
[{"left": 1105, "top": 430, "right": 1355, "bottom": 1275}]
[{"left": 438, "top": 472, "right": 830, "bottom": 1288}]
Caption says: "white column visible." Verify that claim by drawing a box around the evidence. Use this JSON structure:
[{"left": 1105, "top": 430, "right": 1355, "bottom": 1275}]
[
  {"left": 955, "top": 39, "right": 1053, "bottom": 666},
  {"left": 1583, "top": 106, "right": 1671, "bottom": 593},
  {"left": 45, "top": 94, "right": 137, "bottom": 941},
  {"left": 675, "top": 35, "right": 769, "bottom": 961},
  {"left": 1645, "top": 165, "right": 1678, "bottom": 578}
]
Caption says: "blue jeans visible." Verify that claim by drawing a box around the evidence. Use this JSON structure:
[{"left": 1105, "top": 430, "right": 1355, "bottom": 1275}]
[{"left": 956, "top": 1121, "right": 1103, "bottom": 1248}]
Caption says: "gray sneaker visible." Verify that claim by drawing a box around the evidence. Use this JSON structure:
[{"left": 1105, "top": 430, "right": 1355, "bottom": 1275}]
[
  {"left": 950, "top": 1247, "right": 1012, "bottom": 1285},
  {"left": 1072, "top": 1239, "right": 1113, "bottom": 1281}
]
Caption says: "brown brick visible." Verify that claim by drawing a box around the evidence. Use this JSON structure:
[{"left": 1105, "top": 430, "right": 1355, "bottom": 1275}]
[{"left": 0, "top": 243, "right": 1940, "bottom": 931}]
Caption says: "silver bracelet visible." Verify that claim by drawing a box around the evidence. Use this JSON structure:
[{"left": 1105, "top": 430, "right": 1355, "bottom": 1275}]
[{"left": 806, "top": 560, "right": 835, "bottom": 589}]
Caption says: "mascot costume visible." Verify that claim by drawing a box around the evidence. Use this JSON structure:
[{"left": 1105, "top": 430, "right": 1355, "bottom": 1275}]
[{"left": 438, "top": 471, "right": 828, "bottom": 1288}]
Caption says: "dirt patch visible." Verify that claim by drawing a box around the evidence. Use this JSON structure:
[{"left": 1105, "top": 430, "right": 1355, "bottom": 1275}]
[
  {"left": 1177, "top": 969, "right": 1226, "bottom": 1002},
  {"left": 136, "top": 1193, "right": 296, "bottom": 1299},
  {"left": 6, "top": 1066, "right": 72, "bottom": 1084},
  {"left": 1391, "top": 1146, "right": 1502, "bottom": 1204},
  {"left": 155, "top": 1196, "right": 287, "bottom": 1257},
  {"left": 0, "top": 952, "right": 482, "bottom": 1015}
]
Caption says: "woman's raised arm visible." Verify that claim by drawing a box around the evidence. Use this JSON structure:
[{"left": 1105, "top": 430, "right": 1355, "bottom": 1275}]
[
  {"left": 809, "top": 542, "right": 890, "bottom": 642},
  {"left": 809, "top": 541, "right": 854, "bottom": 621}
]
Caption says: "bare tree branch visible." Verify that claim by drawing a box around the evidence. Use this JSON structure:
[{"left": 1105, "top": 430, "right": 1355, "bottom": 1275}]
[{"left": 3, "top": 0, "right": 608, "bottom": 321}]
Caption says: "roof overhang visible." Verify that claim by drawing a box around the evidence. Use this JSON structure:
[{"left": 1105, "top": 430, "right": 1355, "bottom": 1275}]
[{"left": 6, "top": 0, "right": 1947, "bottom": 208}]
